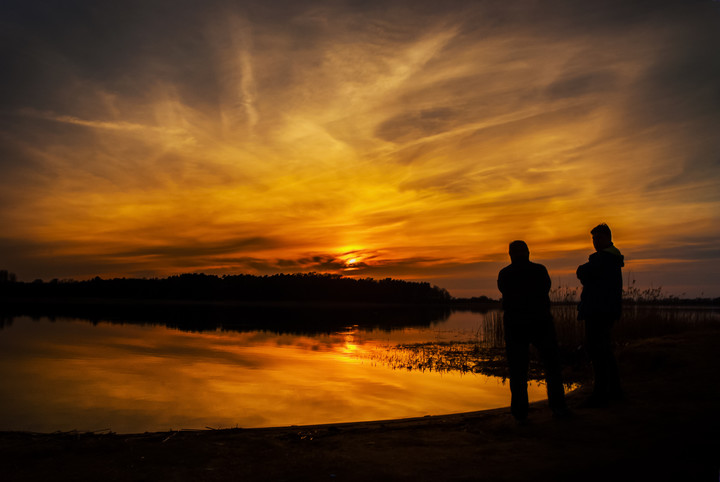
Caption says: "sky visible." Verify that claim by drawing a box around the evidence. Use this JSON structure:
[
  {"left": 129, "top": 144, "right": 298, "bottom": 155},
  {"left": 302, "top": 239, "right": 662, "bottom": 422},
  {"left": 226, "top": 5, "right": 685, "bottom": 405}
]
[{"left": 1, "top": 0, "right": 719, "bottom": 298}]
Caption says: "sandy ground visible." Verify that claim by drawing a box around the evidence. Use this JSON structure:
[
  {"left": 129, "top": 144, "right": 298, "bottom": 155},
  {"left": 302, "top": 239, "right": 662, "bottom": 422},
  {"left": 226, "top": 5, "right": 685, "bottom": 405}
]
[{"left": 1, "top": 328, "right": 718, "bottom": 481}]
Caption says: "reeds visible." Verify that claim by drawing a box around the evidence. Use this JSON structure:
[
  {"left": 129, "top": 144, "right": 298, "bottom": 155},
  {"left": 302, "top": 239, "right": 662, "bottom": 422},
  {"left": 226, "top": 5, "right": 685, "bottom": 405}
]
[{"left": 360, "top": 305, "right": 719, "bottom": 381}]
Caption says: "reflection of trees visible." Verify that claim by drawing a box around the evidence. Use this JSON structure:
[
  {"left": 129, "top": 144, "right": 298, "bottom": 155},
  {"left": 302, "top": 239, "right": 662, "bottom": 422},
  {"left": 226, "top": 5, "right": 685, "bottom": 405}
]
[
  {"left": 0, "top": 273, "right": 507, "bottom": 332},
  {"left": 0, "top": 302, "right": 453, "bottom": 335},
  {"left": 0, "top": 272, "right": 460, "bottom": 333}
]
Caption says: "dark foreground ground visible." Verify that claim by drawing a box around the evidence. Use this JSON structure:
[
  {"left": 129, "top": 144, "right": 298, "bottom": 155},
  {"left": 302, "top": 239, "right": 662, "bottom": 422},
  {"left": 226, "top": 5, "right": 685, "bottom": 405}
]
[{"left": 2, "top": 329, "right": 718, "bottom": 481}]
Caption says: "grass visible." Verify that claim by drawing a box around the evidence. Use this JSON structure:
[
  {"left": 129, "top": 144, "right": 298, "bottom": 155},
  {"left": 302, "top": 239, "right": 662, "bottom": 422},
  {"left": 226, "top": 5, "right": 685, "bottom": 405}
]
[{"left": 359, "top": 305, "right": 719, "bottom": 383}]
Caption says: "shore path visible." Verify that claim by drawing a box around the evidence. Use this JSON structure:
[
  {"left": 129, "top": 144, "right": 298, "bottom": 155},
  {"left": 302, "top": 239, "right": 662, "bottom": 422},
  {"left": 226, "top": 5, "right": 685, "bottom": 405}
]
[{"left": 2, "top": 329, "right": 718, "bottom": 481}]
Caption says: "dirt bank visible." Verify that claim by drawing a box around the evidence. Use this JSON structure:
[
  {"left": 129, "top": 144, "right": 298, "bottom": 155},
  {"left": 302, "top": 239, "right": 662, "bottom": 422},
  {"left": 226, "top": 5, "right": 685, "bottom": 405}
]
[{"left": 2, "top": 329, "right": 718, "bottom": 481}]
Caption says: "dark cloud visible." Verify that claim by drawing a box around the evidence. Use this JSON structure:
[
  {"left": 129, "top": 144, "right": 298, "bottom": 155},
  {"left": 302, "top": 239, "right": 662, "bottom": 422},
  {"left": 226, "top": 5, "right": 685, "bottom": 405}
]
[
  {"left": 0, "top": 0, "right": 457, "bottom": 113},
  {"left": 112, "top": 237, "right": 279, "bottom": 259},
  {"left": 609, "top": 1, "right": 720, "bottom": 197},
  {"left": 0, "top": 2, "right": 245, "bottom": 116},
  {"left": 629, "top": 240, "right": 720, "bottom": 263},
  {"left": 398, "top": 168, "right": 481, "bottom": 195},
  {"left": 376, "top": 108, "right": 460, "bottom": 143},
  {"left": 627, "top": 27, "right": 720, "bottom": 125},
  {"left": 293, "top": 255, "right": 348, "bottom": 272},
  {"left": 0, "top": 249, "right": 135, "bottom": 283},
  {"left": 201, "top": 252, "right": 456, "bottom": 278},
  {"left": 644, "top": 156, "right": 720, "bottom": 201},
  {"left": 0, "top": 235, "right": 280, "bottom": 280},
  {"left": 544, "top": 71, "right": 619, "bottom": 100}
]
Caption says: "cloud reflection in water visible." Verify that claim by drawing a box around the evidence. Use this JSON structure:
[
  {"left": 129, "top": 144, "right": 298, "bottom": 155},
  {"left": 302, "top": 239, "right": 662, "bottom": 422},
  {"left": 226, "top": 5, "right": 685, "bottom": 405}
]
[{"left": 0, "top": 315, "right": 548, "bottom": 433}]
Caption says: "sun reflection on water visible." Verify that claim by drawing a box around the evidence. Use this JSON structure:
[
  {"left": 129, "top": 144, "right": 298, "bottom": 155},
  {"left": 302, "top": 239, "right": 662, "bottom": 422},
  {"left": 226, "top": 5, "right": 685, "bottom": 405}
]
[{"left": 0, "top": 315, "right": 551, "bottom": 434}]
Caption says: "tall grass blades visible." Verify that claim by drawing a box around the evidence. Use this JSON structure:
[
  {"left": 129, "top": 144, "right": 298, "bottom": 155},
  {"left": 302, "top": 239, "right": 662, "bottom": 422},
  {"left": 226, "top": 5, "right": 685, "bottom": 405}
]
[{"left": 360, "top": 306, "right": 719, "bottom": 380}]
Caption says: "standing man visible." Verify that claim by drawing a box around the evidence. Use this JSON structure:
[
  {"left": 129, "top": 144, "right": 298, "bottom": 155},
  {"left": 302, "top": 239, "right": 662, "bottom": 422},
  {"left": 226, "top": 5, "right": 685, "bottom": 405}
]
[
  {"left": 577, "top": 223, "right": 625, "bottom": 407},
  {"left": 498, "top": 240, "right": 568, "bottom": 423}
]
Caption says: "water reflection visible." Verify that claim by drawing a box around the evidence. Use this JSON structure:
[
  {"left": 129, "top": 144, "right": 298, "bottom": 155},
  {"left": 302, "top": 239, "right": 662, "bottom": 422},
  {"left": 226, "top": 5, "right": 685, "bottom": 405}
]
[
  {"left": 1, "top": 305, "right": 715, "bottom": 434},
  {"left": 0, "top": 302, "right": 456, "bottom": 334},
  {"left": 0, "top": 315, "right": 548, "bottom": 433}
]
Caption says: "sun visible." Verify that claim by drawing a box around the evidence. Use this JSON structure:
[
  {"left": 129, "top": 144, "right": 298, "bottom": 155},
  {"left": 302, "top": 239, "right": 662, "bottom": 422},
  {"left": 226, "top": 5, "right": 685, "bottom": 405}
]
[
  {"left": 343, "top": 257, "right": 360, "bottom": 271},
  {"left": 338, "top": 249, "right": 363, "bottom": 268}
]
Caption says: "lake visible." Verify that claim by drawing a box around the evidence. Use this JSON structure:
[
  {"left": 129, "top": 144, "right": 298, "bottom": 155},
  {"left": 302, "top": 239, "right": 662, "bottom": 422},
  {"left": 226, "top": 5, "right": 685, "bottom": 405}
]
[{"left": 0, "top": 306, "right": 715, "bottom": 433}]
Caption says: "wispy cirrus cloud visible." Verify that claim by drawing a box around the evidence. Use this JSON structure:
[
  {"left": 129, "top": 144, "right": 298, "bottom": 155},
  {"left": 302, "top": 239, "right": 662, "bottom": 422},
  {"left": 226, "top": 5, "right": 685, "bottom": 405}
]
[{"left": 0, "top": 0, "right": 718, "bottom": 296}]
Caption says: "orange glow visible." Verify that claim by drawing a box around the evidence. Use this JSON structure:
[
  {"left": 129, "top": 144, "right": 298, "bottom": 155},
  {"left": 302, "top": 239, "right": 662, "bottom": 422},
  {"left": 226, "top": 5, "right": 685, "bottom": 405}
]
[
  {"left": 1, "top": 2, "right": 719, "bottom": 297},
  {"left": 0, "top": 317, "right": 551, "bottom": 433}
]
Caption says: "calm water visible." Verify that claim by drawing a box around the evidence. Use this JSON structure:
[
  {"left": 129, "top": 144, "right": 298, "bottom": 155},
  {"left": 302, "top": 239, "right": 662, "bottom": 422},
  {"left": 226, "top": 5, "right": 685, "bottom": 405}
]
[
  {"left": 0, "top": 306, "right": 715, "bottom": 434},
  {"left": 0, "top": 310, "right": 546, "bottom": 433}
]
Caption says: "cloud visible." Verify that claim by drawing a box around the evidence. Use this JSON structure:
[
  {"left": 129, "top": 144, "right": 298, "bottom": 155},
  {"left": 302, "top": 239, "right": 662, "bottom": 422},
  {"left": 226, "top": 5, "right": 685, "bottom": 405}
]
[
  {"left": 376, "top": 108, "right": 461, "bottom": 143},
  {"left": 629, "top": 239, "right": 720, "bottom": 263},
  {"left": 544, "top": 71, "right": 619, "bottom": 100},
  {"left": 112, "top": 237, "right": 280, "bottom": 260},
  {"left": 0, "top": 0, "right": 719, "bottom": 296},
  {"left": 17, "top": 109, "right": 188, "bottom": 135}
]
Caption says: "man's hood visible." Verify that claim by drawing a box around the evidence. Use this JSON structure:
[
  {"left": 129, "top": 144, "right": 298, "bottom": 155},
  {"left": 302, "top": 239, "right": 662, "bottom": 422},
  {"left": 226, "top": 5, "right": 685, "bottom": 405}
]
[{"left": 601, "top": 244, "right": 625, "bottom": 267}]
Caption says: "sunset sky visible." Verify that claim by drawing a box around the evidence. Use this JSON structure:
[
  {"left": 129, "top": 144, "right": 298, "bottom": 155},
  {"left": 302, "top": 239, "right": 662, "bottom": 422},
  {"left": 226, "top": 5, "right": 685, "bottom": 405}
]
[{"left": 1, "top": 0, "right": 719, "bottom": 297}]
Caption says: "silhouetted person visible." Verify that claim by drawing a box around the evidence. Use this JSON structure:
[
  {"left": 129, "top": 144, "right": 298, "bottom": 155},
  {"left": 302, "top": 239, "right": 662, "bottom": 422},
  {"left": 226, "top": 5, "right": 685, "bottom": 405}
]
[
  {"left": 577, "top": 223, "right": 625, "bottom": 407},
  {"left": 497, "top": 240, "right": 568, "bottom": 422}
]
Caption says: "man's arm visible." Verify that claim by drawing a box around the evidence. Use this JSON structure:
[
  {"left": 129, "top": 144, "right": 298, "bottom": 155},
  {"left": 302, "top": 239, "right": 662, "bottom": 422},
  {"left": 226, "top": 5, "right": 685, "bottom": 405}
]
[
  {"left": 576, "top": 256, "right": 596, "bottom": 284},
  {"left": 497, "top": 269, "right": 506, "bottom": 295}
]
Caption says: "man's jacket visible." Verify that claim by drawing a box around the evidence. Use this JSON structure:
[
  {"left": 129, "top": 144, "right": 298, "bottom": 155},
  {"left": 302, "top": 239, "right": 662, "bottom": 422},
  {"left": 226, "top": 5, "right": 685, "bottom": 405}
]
[
  {"left": 577, "top": 245, "right": 624, "bottom": 321},
  {"left": 498, "top": 261, "right": 552, "bottom": 323}
]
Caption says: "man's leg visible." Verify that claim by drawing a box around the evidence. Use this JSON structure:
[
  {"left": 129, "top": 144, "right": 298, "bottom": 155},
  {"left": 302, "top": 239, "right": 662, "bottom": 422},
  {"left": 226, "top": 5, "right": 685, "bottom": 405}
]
[
  {"left": 585, "top": 317, "right": 615, "bottom": 403},
  {"left": 604, "top": 319, "right": 623, "bottom": 399},
  {"left": 505, "top": 322, "right": 530, "bottom": 421},
  {"left": 533, "top": 322, "right": 568, "bottom": 415}
]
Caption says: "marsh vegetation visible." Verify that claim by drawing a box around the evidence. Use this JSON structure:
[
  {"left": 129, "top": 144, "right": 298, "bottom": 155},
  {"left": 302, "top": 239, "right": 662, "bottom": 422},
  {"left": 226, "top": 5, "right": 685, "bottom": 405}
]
[{"left": 358, "top": 305, "right": 719, "bottom": 383}]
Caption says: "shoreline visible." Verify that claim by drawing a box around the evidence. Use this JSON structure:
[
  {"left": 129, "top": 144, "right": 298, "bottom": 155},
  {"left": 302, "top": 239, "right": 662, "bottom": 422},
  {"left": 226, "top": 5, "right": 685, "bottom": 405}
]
[{"left": 2, "top": 328, "right": 718, "bottom": 480}]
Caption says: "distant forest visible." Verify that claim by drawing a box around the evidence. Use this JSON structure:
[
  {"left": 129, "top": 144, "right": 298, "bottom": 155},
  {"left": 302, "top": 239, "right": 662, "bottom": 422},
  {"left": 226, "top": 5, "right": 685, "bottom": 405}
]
[
  {"left": 0, "top": 271, "right": 459, "bottom": 304},
  {"left": 0, "top": 270, "right": 714, "bottom": 306}
]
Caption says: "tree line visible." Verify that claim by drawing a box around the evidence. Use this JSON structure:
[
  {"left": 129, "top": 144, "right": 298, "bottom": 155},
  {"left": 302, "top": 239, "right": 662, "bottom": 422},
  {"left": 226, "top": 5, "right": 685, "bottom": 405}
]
[{"left": 0, "top": 272, "right": 452, "bottom": 304}]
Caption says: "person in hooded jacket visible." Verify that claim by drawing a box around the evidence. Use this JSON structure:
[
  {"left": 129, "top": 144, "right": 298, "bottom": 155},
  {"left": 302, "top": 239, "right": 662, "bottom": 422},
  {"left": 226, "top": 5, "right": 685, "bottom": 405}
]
[{"left": 577, "top": 223, "right": 625, "bottom": 406}]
